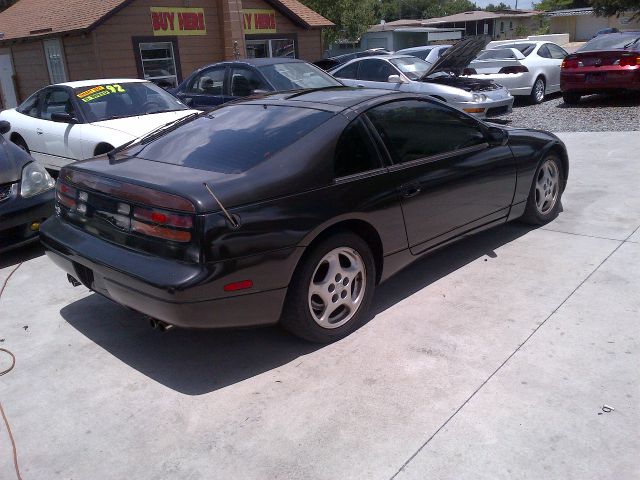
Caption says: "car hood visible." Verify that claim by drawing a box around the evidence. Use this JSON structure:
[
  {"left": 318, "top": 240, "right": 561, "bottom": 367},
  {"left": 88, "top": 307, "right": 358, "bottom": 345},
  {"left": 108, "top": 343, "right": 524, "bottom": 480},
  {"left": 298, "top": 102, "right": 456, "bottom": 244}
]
[
  {"left": 0, "top": 135, "right": 33, "bottom": 183},
  {"left": 91, "top": 110, "right": 199, "bottom": 138},
  {"left": 421, "top": 35, "right": 490, "bottom": 78}
]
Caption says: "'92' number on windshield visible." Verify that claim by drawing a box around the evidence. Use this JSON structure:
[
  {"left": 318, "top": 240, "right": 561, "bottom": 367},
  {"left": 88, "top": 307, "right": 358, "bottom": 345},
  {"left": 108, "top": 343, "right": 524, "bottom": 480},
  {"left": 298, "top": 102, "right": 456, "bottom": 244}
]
[{"left": 105, "top": 84, "right": 125, "bottom": 93}]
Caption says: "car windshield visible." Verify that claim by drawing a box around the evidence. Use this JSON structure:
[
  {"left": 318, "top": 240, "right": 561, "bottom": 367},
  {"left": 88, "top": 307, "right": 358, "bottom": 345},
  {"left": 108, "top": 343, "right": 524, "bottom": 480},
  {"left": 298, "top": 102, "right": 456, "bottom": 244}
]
[
  {"left": 133, "top": 104, "right": 333, "bottom": 173},
  {"left": 497, "top": 43, "right": 535, "bottom": 56},
  {"left": 579, "top": 33, "right": 640, "bottom": 51},
  {"left": 74, "top": 82, "right": 188, "bottom": 122},
  {"left": 258, "top": 63, "right": 342, "bottom": 91},
  {"left": 400, "top": 48, "right": 434, "bottom": 60},
  {"left": 389, "top": 57, "right": 431, "bottom": 80},
  {"left": 476, "top": 48, "right": 518, "bottom": 60}
]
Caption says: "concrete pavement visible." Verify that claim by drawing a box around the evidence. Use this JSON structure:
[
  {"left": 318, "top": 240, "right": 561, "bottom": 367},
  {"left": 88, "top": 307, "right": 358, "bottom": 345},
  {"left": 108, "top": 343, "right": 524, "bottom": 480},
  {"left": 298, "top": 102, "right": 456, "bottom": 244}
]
[{"left": 0, "top": 132, "right": 638, "bottom": 479}]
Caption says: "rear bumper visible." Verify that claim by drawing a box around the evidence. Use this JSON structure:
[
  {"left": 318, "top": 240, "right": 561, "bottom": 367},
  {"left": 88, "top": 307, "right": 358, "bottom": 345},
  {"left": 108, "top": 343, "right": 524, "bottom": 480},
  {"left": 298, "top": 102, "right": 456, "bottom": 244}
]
[
  {"left": 561, "top": 68, "right": 640, "bottom": 93},
  {"left": 0, "top": 186, "right": 54, "bottom": 253},
  {"left": 40, "top": 217, "right": 297, "bottom": 329}
]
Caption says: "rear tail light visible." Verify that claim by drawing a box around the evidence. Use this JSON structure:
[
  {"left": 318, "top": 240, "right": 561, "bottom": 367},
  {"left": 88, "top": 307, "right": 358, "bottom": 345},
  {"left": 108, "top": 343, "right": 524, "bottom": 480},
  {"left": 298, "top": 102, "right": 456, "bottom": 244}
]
[
  {"left": 617, "top": 55, "right": 640, "bottom": 67},
  {"left": 132, "top": 206, "right": 193, "bottom": 242},
  {"left": 55, "top": 180, "right": 77, "bottom": 209},
  {"left": 131, "top": 221, "right": 192, "bottom": 243},
  {"left": 562, "top": 57, "right": 581, "bottom": 69},
  {"left": 498, "top": 65, "right": 528, "bottom": 74},
  {"left": 462, "top": 68, "right": 477, "bottom": 75}
]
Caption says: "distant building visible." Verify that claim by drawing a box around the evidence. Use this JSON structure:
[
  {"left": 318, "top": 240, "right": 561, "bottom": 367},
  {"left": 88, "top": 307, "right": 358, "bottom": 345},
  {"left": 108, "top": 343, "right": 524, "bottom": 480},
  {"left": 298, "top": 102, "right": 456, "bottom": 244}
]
[{"left": 547, "top": 8, "right": 640, "bottom": 42}]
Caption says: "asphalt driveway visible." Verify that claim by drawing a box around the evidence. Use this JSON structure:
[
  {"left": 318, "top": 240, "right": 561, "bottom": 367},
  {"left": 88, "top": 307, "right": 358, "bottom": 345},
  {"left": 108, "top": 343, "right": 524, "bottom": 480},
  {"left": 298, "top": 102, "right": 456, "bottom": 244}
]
[{"left": 1, "top": 131, "right": 638, "bottom": 479}]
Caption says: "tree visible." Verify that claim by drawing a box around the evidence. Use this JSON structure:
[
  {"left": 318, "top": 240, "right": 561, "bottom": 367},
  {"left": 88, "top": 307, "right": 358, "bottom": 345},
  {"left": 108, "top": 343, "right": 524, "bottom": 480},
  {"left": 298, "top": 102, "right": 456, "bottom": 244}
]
[
  {"left": 485, "top": 2, "right": 513, "bottom": 11},
  {"left": 590, "top": 0, "right": 640, "bottom": 19},
  {"left": 301, "top": 0, "right": 377, "bottom": 45},
  {"left": 532, "top": 0, "right": 589, "bottom": 10},
  {"left": 374, "top": 0, "right": 477, "bottom": 21}
]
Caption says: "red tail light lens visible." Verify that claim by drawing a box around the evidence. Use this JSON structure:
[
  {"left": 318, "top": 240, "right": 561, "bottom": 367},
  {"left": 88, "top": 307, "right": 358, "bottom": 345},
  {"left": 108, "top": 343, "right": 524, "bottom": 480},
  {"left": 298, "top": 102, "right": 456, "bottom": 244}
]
[
  {"left": 618, "top": 55, "right": 640, "bottom": 67},
  {"left": 131, "top": 221, "right": 192, "bottom": 243},
  {"left": 62, "top": 169, "right": 195, "bottom": 213},
  {"left": 55, "top": 181, "right": 77, "bottom": 209},
  {"left": 134, "top": 207, "right": 193, "bottom": 228},
  {"left": 462, "top": 68, "right": 477, "bottom": 75},
  {"left": 562, "top": 57, "right": 580, "bottom": 69},
  {"left": 224, "top": 280, "right": 254, "bottom": 292},
  {"left": 498, "top": 65, "right": 528, "bottom": 74}
]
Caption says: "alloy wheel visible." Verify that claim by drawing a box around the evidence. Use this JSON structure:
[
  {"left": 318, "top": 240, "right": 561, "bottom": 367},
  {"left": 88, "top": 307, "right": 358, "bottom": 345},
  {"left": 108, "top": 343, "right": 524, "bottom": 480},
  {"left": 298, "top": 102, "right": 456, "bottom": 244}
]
[
  {"left": 534, "top": 78, "right": 545, "bottom": 103},
  {"left": 535, "top": 159, "right": 559, "bottom": 215},
  {"left": 308, "top": 247, "right": 366, "bottom": 329}
]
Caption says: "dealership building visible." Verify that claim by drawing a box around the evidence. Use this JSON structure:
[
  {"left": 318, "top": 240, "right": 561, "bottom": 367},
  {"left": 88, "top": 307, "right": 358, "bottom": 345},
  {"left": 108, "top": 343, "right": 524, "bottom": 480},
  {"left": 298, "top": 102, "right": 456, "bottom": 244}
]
[{"left": 0, "top": 0, "right": 332, "bottom": 109}]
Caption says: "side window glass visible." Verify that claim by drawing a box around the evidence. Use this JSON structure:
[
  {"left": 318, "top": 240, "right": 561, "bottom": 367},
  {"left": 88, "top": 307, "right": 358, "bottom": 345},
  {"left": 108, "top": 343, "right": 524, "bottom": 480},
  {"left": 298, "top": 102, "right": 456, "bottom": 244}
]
[
  {"left": 333, "top": 62, "right": 358, "bottom": 80},
  {"left": 40, "top": 89, "right": 74, "bottom": 121},
  {"left": 334, "top": 118, "right": 381, "bottom": 178},
  {"left": 187, "top": 68, "right": 225, "bottom": 95},
  {"left": 18, "top": 93, "right": 40, "bottom": 117},
  {"left": 230, "top": 67, "right": 268, "bottom": 97},
  {"left": 537, "top": 45, "right": 551, "bottom": 59},
  {"left": 547, "top": 44, "right": 567, "bottom": 59},
  {"left": 358, "top": 59, "right": 396, "bottom": 82},
  {"left": 366, "top": 100, "right": 486, "bottom": 164}
]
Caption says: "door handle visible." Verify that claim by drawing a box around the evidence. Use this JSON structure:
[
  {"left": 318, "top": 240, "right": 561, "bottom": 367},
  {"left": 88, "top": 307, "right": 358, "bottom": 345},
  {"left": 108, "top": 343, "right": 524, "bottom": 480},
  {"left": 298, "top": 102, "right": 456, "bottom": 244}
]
[
  {"left": 399, "top": 183, "right": 421, "bottom": 198},
  {"left": 356, "top": 84, "right": 365, "bottom": 88},
  {"left": 36, "top": 128, "right": 43, "bottom": 135}
]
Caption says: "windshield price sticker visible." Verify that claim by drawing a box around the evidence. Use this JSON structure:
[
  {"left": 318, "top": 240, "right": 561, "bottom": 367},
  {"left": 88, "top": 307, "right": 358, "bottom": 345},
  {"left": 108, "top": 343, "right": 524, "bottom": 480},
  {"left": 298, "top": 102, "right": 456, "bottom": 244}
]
[{"left": 77, "top": 84, "right": 126, "bottom": 103}]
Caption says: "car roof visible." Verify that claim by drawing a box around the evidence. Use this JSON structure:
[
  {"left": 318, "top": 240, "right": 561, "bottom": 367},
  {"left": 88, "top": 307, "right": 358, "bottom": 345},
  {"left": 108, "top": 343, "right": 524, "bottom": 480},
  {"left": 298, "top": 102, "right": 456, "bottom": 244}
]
[
  {"left": 396, "top": 45, "right": 450, "bottom": 53},
  {"left": 57, "top": 78, "right": 149, "bottom": 88},
  {"left": 199, "top": 57, "right": 304, "bottom": 69}
]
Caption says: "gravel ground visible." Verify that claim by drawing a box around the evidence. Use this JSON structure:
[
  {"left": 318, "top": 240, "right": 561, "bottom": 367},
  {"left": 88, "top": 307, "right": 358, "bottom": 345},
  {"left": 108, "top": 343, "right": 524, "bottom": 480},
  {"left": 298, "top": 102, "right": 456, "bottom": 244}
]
[{"left": 493, "top": 91, "right": 640, "bottom": 132}]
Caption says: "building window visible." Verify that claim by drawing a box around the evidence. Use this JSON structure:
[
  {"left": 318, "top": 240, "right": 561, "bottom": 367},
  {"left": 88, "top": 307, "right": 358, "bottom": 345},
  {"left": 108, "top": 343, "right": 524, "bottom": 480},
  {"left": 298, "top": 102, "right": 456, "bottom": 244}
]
[
  {"left": 500, "top": 21, "right": 505, "bottom": 33},
  {"left": 43, "top": 38, "right": 68, "bottom": 84},
  {"left": 510, "top": 21, "right": 513, "bottom": 30},
  {"left": 246, "top": 38, "right": 295, "bottom": 58},
  {"left": 138, "top": 41, "right": 178, "bottom": 88}
]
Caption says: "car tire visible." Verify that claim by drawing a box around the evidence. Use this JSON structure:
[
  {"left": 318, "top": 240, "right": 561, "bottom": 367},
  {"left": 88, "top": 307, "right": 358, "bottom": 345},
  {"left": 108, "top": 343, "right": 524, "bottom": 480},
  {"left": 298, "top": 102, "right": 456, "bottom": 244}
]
[
  {"left": 521, "top": 154, "right": 564, "bottom": 225},
  {"left": 281, "top": 232, "right": 376, "bottom": 343},
  {"left": 13, "top": 136, "right": 29, "bottom": 153},
  {"left": 562, "top": 92, "right": 581, "bottom": 105},
  {"left": 529, "top": 77, "right": 546, "bottom": 104}
]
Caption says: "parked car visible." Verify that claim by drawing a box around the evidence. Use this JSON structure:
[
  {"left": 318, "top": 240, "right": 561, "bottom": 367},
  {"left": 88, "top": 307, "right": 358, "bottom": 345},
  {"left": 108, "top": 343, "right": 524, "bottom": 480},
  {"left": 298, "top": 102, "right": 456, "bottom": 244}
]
[
  {"left": 313, "top": 49, "right": 392, "bottom": 71},
  {"left": 40, "top": 88, "right": 568, "bottom": 343},
  {"left": 395, "top": 45, "right": 451, "bottom": 65},
  {"left": 464, "top": 41, "right": 568, "bottom": 103},
  {"left": 171, "top": 58, "right": 343, "bottom": 109},
  {"left": 591, "top": 27, "right": 619, "bottom": 39},
  {"left": 0, "top": 79, "right": 198, "bottom": 171},
  {"left": 330, "top": 37, "right": 514, "bottom": 118},
  {"left": 0, "top": 120, "right": 54, "bottom": 253},
  {"left": 561, "top": 32, "right": 640, "bottom": 104}
]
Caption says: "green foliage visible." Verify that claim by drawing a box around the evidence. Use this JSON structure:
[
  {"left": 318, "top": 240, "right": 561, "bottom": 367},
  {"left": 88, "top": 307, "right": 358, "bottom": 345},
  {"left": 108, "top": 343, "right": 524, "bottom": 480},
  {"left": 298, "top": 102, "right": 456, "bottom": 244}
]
[
  {"left": 531, "top": 0, "right": 590, "bottom": 10},
  {"left": 534, "top": 16, "right": 551, "bottom": 34},
  {"left": 485, "top": 2, "right": 513, "bottom": 11},
  {"left": 374, "top": 0, "right": 477, "bottom": 21},
  {"left": 515, "top": 24, "right": 529, "bottom": 36},
  {"left": 301, "top": 0, "right": 377, "bottom": 44},
  {"left": 591, "top": 0, "right": 640, "bottom": 19}
]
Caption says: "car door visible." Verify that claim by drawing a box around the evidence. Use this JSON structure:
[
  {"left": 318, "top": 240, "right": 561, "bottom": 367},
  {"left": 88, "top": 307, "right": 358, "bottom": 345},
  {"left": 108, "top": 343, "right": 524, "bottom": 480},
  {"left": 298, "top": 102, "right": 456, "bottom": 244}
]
[
  {"left": 544, "top": 44, "right": 568, "bottom": 92},
  {"left": 11, "top": 90, "right": 43, "bottom": 156},
  {"left": 175, "top": 66, "right": 229, "bottom": 109},
  {"left": 331, "top": 61, "right": 359, "bottom": 87},
  {"left": 365, "top": 98, "right": 517, "bottom": 255},
  {"left": 228, "top": 66, "right": 271, "bottom": 100},
  {"left": 35, "top": 87, "right": 84, "bottom": 169}
]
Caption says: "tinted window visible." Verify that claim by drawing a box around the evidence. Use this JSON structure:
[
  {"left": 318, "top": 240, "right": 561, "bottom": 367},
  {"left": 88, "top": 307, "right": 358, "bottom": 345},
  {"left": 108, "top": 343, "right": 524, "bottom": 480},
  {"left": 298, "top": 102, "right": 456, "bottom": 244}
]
[
  {"left": 258, "top": 62, "right": 341, "bottom": 90},
  {"left": 40, "top": 89, "right": 74, "bottom": 121},
  {"left": 18, "top": 92, "right": 40, "bottom": 117},
  {"left": 134, "top": 105, "right": 333, "bottom": 173},
  {"left": 334, "top": 118, "right": 381, "bottom": 178},
  {"left": 358, "top": 59, "right": 397, "bottom": 82},
  {"left": 230, "top": 67, "right": 268, "bottom": 97},
  {"left": 477, "top": 49, "right": 518, "bottom": 60},
  {"left": 547, "top": 44, "right": 568, "bottom": 59},
  {"left": 187, "top": 67, "right": 225, "bottom": 95},
  {"left": 500, "top": 43, "right": 536, "bottom": 56},
  {"left": 333, "top": 62, "right": 358, "bottom": 80},
  {"left": 366, "top": 100, "right": 486, "bottom": 163},
  {"left": 579, "top": 33, "right": 640, "bottom": 51},
  {"left": 410, "top": 48, "right": 434, "bottom": 60},
  {"left": 537, "top": 45, "right": 551, "bottom": 59}
]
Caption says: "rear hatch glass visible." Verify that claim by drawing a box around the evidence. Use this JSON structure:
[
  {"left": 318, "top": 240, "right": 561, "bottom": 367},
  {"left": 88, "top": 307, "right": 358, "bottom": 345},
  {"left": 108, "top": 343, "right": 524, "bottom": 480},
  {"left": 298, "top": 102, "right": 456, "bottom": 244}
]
[{"left": 132, "top": 104, "right": 333, "bottom": 174}]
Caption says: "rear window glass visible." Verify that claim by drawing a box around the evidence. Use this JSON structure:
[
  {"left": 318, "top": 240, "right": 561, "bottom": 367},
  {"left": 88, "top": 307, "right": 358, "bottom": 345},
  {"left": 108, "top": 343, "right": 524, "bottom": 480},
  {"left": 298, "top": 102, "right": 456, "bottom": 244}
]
[
  {"left": 134, "top": 105, "right": 333, "bottom": 173},
  {"left": 477, "top": 49, "right": 518, "bottom": 60},
  {"left": 497, "top": 43, "right": 535, "bottom": 56},
  {"left": 579, "top": 34, "right": 640, "bottom": 51}
]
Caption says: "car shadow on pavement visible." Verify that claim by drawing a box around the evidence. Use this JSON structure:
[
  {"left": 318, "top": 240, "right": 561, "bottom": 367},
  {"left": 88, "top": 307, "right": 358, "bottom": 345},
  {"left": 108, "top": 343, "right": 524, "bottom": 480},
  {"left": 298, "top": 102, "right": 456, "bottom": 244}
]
[
  {"left": 60, "top": 222, "right": 533, "bottom": 396},
  {"left": 0, "top": 242, "right": 45, "bottom": 269},
  {"left": 556, "top": 92, "right": 640, "bottom": 108}
]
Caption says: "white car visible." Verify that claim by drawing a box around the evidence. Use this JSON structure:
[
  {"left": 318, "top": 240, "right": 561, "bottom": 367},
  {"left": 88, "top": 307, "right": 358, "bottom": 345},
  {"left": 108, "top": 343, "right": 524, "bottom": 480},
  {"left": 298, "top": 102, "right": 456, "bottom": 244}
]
[
  {"left": 0, "top": 79, "right": 198, "bottom": 170},
  {"left": 395, "top": 45, "right": 451, "bottom": 65},
  {"left": 464, "top": 41, "right": 569, "bottom": 104}
]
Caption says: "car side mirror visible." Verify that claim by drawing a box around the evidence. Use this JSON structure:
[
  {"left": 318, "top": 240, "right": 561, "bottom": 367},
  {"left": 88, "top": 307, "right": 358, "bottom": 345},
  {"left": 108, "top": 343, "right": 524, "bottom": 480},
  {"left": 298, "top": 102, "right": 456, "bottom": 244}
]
[
  {"left": 487, "top": 126, "right": 508, "bottom": 146},
  {"left": 387, "top": 75, "right": 404, "bottom": 83},
  {"left": 252, "top": 89, "right": 270, "bottom": 95},
  {"left": 50, "top": 112, "right": 78, "bottom": 124},
  {"left": 0, "top": 120, "right": 10, "bottom": 135}
]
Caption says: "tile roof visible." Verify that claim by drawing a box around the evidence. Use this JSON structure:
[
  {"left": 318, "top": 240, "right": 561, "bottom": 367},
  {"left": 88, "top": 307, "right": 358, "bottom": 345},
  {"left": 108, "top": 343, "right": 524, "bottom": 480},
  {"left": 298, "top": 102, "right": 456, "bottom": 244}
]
[
  {"left": 0, "top": 0, "right": 333, "bottom": 42},
  {"left": 0, "top": 0, "right": 130, "bottom": 41}
]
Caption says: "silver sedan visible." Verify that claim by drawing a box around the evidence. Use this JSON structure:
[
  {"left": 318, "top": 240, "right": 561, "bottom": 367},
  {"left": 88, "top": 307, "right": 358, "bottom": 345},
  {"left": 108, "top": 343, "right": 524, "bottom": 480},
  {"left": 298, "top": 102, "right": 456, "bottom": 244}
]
[{"left": 329, "top": 54, "right": 514, "bottom": 118}]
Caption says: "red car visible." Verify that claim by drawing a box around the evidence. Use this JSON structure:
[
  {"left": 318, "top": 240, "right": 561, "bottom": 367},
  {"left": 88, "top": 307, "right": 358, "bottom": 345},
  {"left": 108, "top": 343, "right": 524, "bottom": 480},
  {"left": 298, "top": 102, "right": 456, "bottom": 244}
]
[{"left": 560, "top": 31, "right": 640, "bottom": 104}]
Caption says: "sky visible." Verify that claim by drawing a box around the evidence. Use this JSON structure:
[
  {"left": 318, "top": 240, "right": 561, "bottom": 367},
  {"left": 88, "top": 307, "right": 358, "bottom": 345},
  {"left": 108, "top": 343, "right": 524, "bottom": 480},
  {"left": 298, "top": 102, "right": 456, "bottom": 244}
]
[{"left": 471, "top": 0, "right": 535, "bottom": 10}]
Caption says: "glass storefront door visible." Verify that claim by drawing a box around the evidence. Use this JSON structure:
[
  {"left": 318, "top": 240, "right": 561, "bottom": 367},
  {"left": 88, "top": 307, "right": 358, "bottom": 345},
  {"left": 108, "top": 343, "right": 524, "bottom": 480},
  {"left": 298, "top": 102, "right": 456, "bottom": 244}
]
[
  {"left": 246, "top": 38, "right": 295, "bottom": 59},
  {"left": 138, "top": 41, "right": 179, "bottom": 88}
]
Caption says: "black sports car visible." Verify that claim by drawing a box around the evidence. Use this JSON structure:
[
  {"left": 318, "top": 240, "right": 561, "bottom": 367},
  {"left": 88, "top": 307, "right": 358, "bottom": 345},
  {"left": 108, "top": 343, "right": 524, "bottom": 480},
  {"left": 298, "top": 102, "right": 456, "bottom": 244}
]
[
  {"left": 40, "top": 88, "right": 568, "bottom": 342},
  {"left": 0, "top": 120, "right": 55, "bottom": 253}
]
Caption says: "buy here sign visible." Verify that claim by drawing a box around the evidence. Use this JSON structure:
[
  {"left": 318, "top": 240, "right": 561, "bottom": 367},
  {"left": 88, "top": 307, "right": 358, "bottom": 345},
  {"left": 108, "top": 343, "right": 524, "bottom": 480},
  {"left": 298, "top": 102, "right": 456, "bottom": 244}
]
[{"left": 151, "top": 7, "right": 206, "bottom": 36}]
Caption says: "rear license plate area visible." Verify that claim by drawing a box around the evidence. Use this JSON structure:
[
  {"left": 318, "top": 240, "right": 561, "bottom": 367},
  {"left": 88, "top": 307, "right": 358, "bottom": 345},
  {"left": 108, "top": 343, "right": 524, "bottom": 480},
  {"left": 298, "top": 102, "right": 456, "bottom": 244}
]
[{"left": 585, "top": 73, "right": 604, "bottom": 83}]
